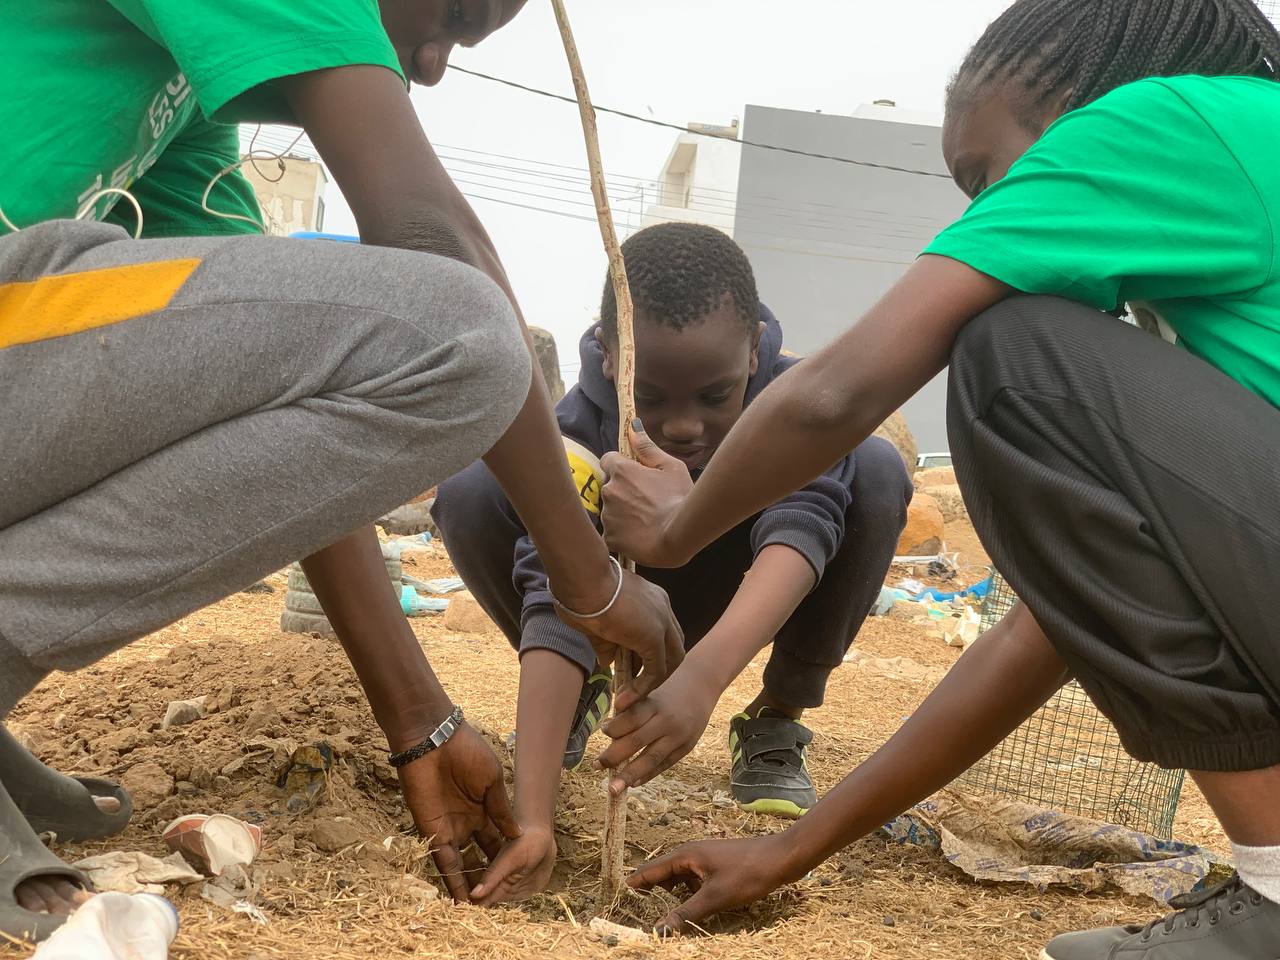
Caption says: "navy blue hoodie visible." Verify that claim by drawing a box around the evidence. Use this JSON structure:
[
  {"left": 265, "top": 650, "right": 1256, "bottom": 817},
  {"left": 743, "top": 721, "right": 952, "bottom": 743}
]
[{"left": 513, "top": 305, "right": 857, "bottom": 669}]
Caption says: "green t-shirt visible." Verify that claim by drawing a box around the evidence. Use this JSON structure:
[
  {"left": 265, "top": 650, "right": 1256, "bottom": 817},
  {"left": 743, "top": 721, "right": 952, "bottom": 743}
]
[
  {"left": 1, "top": 0, "right": 402, "bottom": 238},
  {"left": 926, "top": 75, "right": 1280, "bottom": 408}
]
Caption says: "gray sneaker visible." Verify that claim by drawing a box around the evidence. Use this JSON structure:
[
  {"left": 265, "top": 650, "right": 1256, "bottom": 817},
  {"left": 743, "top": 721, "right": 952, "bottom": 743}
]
[
  {"left": 562, "top": 670, "right": 612, "bottom": 771},
  {"left": 728, "top": 709, "right": 816, "bottom": 818},
  {"left": 1041, "top": 874, "right": 1280, "bottom": 959}
]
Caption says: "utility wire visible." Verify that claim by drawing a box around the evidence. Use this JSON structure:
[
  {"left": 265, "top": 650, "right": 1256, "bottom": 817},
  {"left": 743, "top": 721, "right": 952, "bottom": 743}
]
[
  {"left": 446, "top": 64, "right": 952, "bottom": 179},
  {"left": 240, "top": 127, "right": 953, "bottom": 230}
]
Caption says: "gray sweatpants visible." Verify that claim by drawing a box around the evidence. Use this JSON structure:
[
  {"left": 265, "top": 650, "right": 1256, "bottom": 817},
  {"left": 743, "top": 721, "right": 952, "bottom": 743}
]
[{"left": 0, "top": 220, "right": 530, "bottom": 711}]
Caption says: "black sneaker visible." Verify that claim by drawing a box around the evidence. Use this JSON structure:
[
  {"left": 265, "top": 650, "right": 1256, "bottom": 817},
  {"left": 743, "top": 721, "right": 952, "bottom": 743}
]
[
  {"left": 1041, "top": 874, "right": 1280, "bottom": 959},
  {"left": 562, "top": 671, "right": 613, "bottom": 771},
  {"left": 727, "top": 710, "right": 816, "bottom": 819}
]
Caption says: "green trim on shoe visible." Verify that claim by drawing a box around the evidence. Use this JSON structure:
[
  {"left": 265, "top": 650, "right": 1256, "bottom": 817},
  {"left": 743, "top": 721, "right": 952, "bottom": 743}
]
[
  {"left": 727, "top": 710, "right": 817, "bottom": 820},
  {"left": 563, "top": 671, "right": 613, "bottom": 771},
  {"left": 737, "top": 797, "right": 809, "bottom": 819}
]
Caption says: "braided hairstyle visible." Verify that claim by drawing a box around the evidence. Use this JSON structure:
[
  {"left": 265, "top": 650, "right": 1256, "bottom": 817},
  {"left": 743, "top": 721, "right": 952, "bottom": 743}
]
[
  {"left": 948, "top": 0, "right": 1280, "bottom": 124},
  {"left": 599, "top": 221, "right": 759, "bottom": 341}
]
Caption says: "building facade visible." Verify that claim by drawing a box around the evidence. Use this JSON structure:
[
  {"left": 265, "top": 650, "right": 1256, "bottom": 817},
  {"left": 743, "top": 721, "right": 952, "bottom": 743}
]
[
  {"left": 240, "top": 156, "right": 328, "bottom": 237},
  {"left": 643, "top": 104, "right": 968, "bottom": 450}
]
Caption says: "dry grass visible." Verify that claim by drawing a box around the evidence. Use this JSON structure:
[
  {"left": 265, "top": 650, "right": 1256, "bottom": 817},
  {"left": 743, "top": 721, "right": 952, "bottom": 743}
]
[{"left": 4, "top": 539, "right": 1226, "bottom": 959}]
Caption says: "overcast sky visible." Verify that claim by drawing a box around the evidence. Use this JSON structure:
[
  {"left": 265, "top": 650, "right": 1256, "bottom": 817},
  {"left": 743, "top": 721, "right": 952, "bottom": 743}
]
[{"left": 320, "top": 0, "right": 1013, "bottom": 382}]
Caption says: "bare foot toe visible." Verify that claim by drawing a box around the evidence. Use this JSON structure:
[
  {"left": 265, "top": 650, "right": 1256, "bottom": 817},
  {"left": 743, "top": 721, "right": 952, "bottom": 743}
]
[{"left": 15, "top": 877, "right": 90, "bottom": 915}]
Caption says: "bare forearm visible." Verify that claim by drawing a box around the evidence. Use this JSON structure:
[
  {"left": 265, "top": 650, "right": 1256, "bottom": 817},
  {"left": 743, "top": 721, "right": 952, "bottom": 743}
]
[
  {"left": 302, "top": 527, "right": 452, "bottom": 752},
  {"left": 684, "top": 544, "right": 816, "bottom": 693},
  {"left": 514, "top": 650, "right": 583, "bottom": 827},
  {"left": 775, "top": 604, "right": 1069, "bottom": 879}
]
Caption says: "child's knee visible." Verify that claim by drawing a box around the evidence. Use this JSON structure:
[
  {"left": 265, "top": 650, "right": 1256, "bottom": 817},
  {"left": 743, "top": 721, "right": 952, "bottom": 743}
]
[
  {"left": 853, "top": 435, "right": 914, "bottom": 520},
  {"left": 432, "top": 461, "right": 509, "bottom": 548}
]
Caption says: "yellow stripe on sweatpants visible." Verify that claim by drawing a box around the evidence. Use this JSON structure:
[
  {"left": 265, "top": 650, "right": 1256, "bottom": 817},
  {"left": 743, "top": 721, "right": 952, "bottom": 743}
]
[{"left": 0, "top": 258, "right": 201, "bottom": 350}]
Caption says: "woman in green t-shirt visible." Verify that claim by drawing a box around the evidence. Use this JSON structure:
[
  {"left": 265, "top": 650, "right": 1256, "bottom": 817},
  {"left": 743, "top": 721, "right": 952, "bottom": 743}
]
[{"left": 601, "top": 1, "right": 1280, "bottom": 956}]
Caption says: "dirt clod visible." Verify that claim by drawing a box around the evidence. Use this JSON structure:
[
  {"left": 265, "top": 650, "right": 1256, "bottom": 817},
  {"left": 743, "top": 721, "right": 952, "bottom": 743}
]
[{"left": 121, "top": 761, "right": 174, "bottom": 808}]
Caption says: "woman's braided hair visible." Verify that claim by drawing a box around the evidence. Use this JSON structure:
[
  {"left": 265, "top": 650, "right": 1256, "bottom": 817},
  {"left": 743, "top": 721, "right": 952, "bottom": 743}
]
[{"left": 949, "top": 0, "right": 1280, "bottom": 122}]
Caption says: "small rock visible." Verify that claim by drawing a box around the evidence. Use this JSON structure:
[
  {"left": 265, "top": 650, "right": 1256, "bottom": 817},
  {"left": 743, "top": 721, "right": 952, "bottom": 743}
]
[
  {"left": 242, "top": 703, "right": 282, "bottom": 737},
  {"left": 309, "top": 819, "right": 361, "bottom": 853},
  {"left": 161, "top": 697, "right": 207, "bottom": 731},
  {"left": 121, "top": 761, "right": 174, "bottom": 808},
  {"left": 100, "top": 727, "right": 146, "bottom": 756},
  {"left": 190, "top": 763, "right": 215, "bottom": 789},
  {"left": 400, "top": 873, "right": 440, "bottom": 903},
  {"left": 1030, "top": 910, "right": 1044, "bottom": 922},
  {"left": 588, "top": 917, "right": 649, "bottom": 946},
  {"left": 241, "top": 581, "right": 275, "bottom": 595},
  {"left": 207, "top": 684, "right": 238, "bottom": 714},
  {"left": 442, "top": 591, "right": 493, "bottom": 634},
  {"left": 887, "top": 599, "right": 932, "bottom": 622},
  {"left": 212, "top": 775, "right": 234, "bottom": 795},
  {"left": 883, "top": 915, "right": 896, "bottom": 927},
  {"left": 175, "top": 780, "right": 200, "bottom": 796}
]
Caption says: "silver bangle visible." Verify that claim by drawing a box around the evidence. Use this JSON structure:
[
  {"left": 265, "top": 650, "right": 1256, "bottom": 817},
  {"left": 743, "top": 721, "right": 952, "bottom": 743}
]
[{"left": 550, "top": 556, "right": 624, "bottom": 619}]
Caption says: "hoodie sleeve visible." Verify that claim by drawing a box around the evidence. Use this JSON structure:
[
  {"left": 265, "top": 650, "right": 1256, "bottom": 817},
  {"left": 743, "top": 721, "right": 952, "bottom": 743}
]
[
  {"left": 749, "top": 450, "right": 855, "bottom": 584},
  {"left": 512, "top": 435, "right": 606, "bottom": 678}
]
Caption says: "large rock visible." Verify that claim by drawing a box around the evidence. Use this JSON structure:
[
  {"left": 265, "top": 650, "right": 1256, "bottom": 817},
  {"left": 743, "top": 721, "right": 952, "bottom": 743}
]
[
  {"left": 529, "top": 326, "right": 565, "bottom": 403},
  {"left": 873, "top": 410, "right": 918, "bottom": 475},
  {"left": 896, "top": 493, "right": 945, "bottom": 556},
  {"left": 922, "top": 483, "right": 967, "bottom": 523},
  {"left": 913, "top": 466, "right": 956, "bottom": 489}
]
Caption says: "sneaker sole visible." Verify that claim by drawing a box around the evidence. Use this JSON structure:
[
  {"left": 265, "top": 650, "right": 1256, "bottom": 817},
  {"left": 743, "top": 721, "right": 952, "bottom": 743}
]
[{"left": 737, "top": 797, "right": 809, "bottom": 819}]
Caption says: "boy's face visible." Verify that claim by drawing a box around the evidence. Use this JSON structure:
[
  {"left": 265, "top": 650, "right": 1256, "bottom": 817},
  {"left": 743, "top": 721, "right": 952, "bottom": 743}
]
[
  {"left": 600, "top": 299, "right": 764, "bottom": 473},
  {"left": 379, "top": 0, "right": 527, "bottom": 86}
]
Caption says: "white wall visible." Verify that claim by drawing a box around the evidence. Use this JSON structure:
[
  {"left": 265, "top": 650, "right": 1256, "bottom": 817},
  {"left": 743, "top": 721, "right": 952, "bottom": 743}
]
[{"left": 640, "top": 127, "right": 740, "bottom": 236}]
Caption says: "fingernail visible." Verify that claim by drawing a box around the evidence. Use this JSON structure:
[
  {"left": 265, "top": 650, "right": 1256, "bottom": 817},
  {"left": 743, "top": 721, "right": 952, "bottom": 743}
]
[
  {"left": 471, "top": 885, "right": 483, "bottom": 898},
  {"left": 631, "top": 417, "right": 644, "bottom": 432}
]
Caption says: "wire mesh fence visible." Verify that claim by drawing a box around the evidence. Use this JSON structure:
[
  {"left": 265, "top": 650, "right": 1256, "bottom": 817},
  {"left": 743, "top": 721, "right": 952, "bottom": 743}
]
[
  {"left": 1259, "top": 0, "right": 1280, "bottom": 24},
  {"left": 954, "top": 571, "right": 1187, "bottom": 839}
]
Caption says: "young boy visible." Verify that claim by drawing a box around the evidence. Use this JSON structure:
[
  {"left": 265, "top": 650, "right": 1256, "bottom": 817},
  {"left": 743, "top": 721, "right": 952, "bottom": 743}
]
[
  {"left": 0, "top": 0, "right": 682, "bottom": 938},
  {"left": 432, "top": 222, "right": 911, "bottom": 904},
  {"left": 605, "top": 2, "right": 1280, "bottom": 955}
]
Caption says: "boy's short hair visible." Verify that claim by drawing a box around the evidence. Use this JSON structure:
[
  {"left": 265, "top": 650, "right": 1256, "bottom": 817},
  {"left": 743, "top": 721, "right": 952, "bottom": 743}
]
[{"left": 600, "top": 222, "right": 760, "bottom": 340}]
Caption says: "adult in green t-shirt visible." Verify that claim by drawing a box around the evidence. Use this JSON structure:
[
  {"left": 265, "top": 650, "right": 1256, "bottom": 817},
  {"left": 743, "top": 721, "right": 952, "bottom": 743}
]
[
  {"left": 0, "top": 0, "right": 686, "bottom": 940},
  {"left": 598, "top": 1, "right": 1280, "bottom": 956}
]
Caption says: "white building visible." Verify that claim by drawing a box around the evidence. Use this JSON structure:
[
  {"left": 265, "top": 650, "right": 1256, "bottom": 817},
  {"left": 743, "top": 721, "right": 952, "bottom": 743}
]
[
  {"left": 240, "top": 155, "right": 328, "bottom": 237},
  {"left": 641, "top": 119, "right": 740, "bottom": 235},
  {"left": 640, "top": 102, "right": 968, "bottom": 451}
]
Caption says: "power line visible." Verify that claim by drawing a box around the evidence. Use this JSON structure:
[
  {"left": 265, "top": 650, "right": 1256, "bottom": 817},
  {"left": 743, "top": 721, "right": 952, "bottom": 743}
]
[
  {"left": 445, "top": 65, "right": 952, "bottom": 179},
  {"left": 239, "top": 127, "right": 953, "bottom": 233}
]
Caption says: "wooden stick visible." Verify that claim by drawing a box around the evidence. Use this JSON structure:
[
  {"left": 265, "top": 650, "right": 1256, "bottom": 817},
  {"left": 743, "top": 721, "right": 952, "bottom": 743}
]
[{"left": 549, "top": 0, "right": 637, "bottom": 908}]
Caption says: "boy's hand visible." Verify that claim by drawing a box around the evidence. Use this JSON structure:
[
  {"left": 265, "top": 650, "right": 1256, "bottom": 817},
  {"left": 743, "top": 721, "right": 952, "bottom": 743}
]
[
  {"left": 397, "top": 722, "right": 522, "bottom": 902},
  {"left": 601, "top": 420, "right": 696, "bottom": 568},
  {"left": 595, "top": 667, "right": 717, "bottom": 792},
  {"left": 628, "top": 834, "right": 798, "bottom": 935},
  {"left": 558, "top": 569, "right": 684, "bottom": 699},
  {"left": 469, "top": 822, "right": 558, "bottom": 906}
]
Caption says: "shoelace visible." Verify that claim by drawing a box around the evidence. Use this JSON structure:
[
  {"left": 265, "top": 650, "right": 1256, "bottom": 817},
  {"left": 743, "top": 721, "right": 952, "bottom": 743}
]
[{"left": 1140, "top": 874, "right": 1265, "bottom": 940}]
